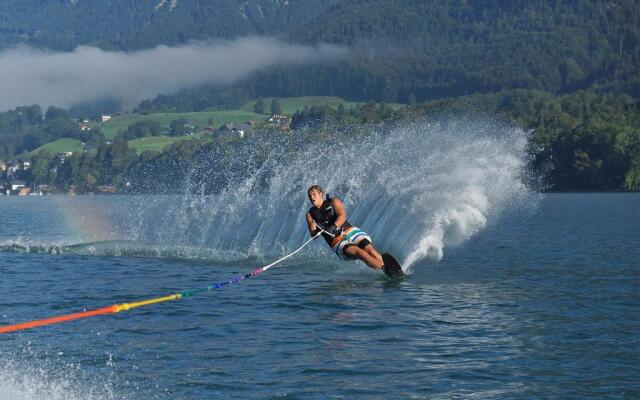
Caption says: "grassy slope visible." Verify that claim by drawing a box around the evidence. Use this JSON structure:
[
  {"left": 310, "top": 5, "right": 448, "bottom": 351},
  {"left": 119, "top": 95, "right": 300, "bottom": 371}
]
[
  {"left": 27, "top": 138, "right": 84, "bottom": 156},
  {"left": 96, "top": 110, "right": 262, "bottom": 139},
  {"left": 98, "top": 97, "right": 404, "bottom": 139},
  {"left": 32, "top": 97, "right": 406, "bottom": 156},
  {"left": 28, "top": 136, "right": 200, "bottom": 157},
  {"left": 241, "top": 96, "right": 404, "bottom": 114},
  {"left": 127, "top": 135, "right": 202, "bottom": 153}
]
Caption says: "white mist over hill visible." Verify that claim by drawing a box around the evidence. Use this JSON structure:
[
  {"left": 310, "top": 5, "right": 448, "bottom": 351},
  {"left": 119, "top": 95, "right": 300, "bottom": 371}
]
[{"left": 0, "top": 37, "right": 347, "bottom": 111}]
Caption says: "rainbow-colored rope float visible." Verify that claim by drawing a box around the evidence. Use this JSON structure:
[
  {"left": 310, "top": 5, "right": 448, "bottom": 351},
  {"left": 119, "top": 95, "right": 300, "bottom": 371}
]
[{"left": 0, "top": 233, "right": 321, "bottom": 335}]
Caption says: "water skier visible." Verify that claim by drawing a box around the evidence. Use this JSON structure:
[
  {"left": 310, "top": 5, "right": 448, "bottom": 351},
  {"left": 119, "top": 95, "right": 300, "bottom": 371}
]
[{"left": 305, "top": 185, "right": 403, "bottom": 278}]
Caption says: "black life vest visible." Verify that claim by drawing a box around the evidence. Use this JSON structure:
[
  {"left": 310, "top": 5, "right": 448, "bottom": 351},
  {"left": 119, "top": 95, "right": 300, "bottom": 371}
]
[{"left": 308, "top": 194, "right": 351, "bottom": 245}]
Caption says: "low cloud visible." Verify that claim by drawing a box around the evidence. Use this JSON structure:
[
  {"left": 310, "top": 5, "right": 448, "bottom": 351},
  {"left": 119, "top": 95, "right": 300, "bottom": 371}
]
[{"left": 0, "top": 37, "right": 348, "bottom": 111}]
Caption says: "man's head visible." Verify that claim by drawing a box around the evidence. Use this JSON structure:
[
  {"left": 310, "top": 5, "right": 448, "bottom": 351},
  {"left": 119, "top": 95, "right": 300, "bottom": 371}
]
[{"left": 307, "top": 184, "right": 324, "bottom": 208}]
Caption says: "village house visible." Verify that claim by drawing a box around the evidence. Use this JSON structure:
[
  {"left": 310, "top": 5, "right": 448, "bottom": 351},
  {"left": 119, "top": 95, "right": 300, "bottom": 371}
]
[
  {"left": 100, "top": 114, "right": 112, "bottom": 122},
  {"left": 218, "top": 122, "right": 253, "bottom": 138},
  {"left": 0, "top": 160, "right": 6, "bottom": 172},
  {"left": 10, "top": 180, "right": 26, "bottom": 191},
  {"left": 267, "top": 114, "right": 291, "bottom": 131}
]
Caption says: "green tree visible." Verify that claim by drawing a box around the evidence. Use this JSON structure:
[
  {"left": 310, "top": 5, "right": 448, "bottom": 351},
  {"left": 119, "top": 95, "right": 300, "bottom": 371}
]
[
  {"left": 254, "top": 97, "right": 265, "bottom": 114},
  {"left": 407, "top": 92, "right": 417, "bottom": 105},
  {"left": 125, "top": 120, "right": 163, "bottom": 139},
  {"left": 270, "top": 98, "right": 282, "bottom": 115},
  {"left": 108, "top": 136, "right": 135, "bottom": 171},
  {"left": 29, "top": 149, "right": 54, "bottom": 185},
  {"left": 44, "top": 106, "right": 70, "bottom": 121},
  {"left": 625, "top": 168, "right": 640, "bottom": 190}
]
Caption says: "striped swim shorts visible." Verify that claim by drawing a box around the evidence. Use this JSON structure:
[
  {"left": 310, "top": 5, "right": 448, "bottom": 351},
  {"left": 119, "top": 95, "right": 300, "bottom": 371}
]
[{"left": 332, "top": 226, "right": 372, "bottom": 260}]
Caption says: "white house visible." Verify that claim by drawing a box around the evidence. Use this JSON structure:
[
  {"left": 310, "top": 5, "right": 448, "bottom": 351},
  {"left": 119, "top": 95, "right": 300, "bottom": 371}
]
[{"left": 11, "top": 180, "right": 26, "bottom": 191}]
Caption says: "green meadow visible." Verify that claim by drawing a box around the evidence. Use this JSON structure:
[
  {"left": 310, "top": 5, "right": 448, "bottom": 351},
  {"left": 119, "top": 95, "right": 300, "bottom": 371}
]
[
  {"left": 29, "top": 97, "right": 406, "bottom": 157},
  {"left": 96, "top": 110, "right": 262, "bottom": 139},
  {"left": 28, "top": 138, "right": 84, "bottom": 157},
  {"left": 127, "top": 135, "right": 202, "bottom": 153},
  {"left": 95, "top": 97, "right": 405, "bottom": 140},
  {"left": 240, "top": 96, "right": 405, "bottom": 114}
]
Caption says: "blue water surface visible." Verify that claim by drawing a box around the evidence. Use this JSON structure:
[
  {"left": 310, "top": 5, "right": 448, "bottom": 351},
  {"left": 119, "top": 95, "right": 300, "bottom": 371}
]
[{"left": 0, "top": 194, "right": 638, "bottom": 399}]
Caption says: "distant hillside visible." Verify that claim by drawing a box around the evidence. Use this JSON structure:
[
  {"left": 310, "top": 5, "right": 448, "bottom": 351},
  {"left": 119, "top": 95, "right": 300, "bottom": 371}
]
[
  {"left": 0, "top": 0, "right": 336, "bottom": 51},
  {"left": 290, "top": 0, "right": 640, "bottom": 98},
  {"left": 139, "top": 0, "right": 640, "bottom": 111}
]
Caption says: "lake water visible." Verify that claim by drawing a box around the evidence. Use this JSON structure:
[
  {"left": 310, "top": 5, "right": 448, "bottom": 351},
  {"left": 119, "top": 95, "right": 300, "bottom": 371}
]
[{"left": 0, "top": 193, "right": 638, "bottom": 399}]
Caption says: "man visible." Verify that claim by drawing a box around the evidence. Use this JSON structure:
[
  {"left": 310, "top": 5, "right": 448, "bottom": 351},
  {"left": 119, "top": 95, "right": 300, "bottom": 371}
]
[{"left": 305, "top": 184, "right": 402, "bottom": 277}]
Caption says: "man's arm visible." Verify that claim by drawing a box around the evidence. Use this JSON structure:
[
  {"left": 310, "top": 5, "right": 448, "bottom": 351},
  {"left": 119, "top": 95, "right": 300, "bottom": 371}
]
[
  {"left": 306, "top": 212, "right": 319, "bottom": 237},
  {"left": 332, "top": 197, "right": 347, "bottom": 228}
]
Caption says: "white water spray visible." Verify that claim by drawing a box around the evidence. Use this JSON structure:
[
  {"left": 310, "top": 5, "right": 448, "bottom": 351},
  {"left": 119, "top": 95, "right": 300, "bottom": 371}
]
[
  {"left": 0, "top": 359, "right": 120, "bottom": 400},
  {"left": 118, "top": 116, "right": 533, "bottom": 270}
]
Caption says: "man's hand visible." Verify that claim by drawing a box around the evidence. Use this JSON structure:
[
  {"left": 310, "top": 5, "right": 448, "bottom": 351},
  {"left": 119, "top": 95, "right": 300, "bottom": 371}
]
[{"left": 327, "top": 224, "right": 343, "bottom": 237}]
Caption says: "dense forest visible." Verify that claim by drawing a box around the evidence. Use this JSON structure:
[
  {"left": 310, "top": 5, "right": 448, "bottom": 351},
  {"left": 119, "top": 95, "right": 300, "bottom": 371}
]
[
  {"left": 137, "top": 0, "right": 640, "bottom": 111},
  {"left": 0, "top": 0, "right": 335, "bottom": 51}
]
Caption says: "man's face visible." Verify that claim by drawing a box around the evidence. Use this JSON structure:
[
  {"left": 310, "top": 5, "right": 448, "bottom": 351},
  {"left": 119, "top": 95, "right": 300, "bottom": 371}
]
[{"left": 308, "top": 189, "right": 323, "bottom": 208}]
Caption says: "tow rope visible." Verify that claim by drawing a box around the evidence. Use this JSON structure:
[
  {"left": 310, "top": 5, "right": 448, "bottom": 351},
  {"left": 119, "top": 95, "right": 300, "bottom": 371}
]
[{"left": 0, "top": 232, "right": 322, "bottom": 334}]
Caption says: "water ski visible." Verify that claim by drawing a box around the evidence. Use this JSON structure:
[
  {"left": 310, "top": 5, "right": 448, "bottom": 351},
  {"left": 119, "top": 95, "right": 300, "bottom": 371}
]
[{"left": 381, "top": 253, "right": 404, "bottom": 278}]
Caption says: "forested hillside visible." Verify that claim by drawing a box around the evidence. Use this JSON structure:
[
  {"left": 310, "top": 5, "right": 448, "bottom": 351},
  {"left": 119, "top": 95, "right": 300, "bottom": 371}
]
[
  {"left": 0, "top": 0, "right": 335, "bottom": 50},
  {"left": 138, "top": 0, "right": 640, "bottom": 111},
  {"left": 294, "top": 0, "right": 639, "bottom": 99}
]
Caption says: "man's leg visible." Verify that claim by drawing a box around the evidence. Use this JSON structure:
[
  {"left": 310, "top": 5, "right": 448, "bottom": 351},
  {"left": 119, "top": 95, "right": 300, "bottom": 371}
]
[
  {"left": 362, "top": 243, "right": 383, "bottom": 264},
  {"left": 354, "top": 237, "right": 383, "bottom": 264},
  {"left": 343, "top": 245, "right": 384, "bottom": 270}
]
